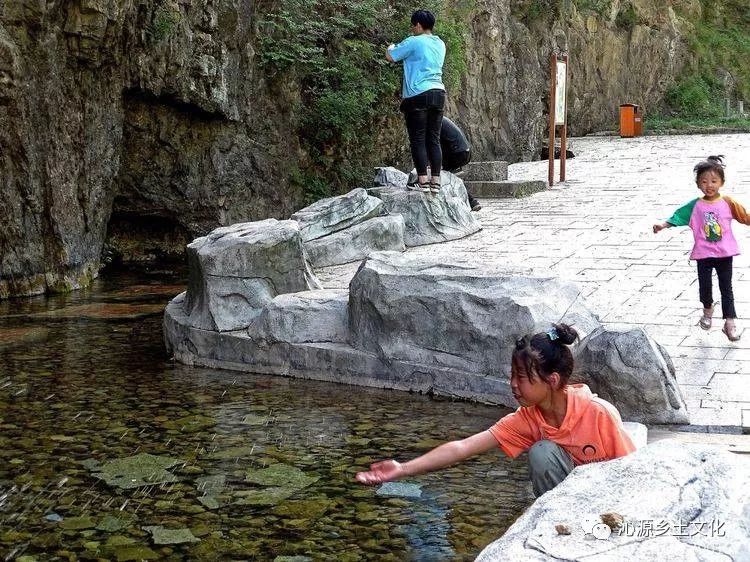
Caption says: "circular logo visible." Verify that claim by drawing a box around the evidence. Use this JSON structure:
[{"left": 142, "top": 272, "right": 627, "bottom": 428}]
[{"left": 582, "top": 444, "right": 597, "bottom": 456}]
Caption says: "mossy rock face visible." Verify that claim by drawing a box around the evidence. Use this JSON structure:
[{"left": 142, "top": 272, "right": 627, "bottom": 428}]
[
  {"left": 143, "top": 525, "right": 200, "bottom": 545},
  {"left": 244, "top": 463, "right": 319, "bottom": 489},
  {"left": 92, "top": 453, "right": 183, "bottom": 489}
]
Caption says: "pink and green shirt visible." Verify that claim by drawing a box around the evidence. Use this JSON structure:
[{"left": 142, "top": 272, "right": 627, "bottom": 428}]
[{"left": 666, "top": 195, "right": 750, "bottom": 260}]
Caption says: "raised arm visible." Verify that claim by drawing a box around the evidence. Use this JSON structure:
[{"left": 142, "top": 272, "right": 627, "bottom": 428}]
[{"left": 355, "top": 430, "right": 498, "bottom": 485}]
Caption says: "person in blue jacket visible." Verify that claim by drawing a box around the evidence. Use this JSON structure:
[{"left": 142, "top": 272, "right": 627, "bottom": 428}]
[{"left": 387, "top": 10, "right": 446, "bottom": 194}]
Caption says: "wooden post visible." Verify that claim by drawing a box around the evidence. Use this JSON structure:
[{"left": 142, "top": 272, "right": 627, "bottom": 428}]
[
  {"left": 560, "top": 54, "right": 568, "bottom": 182},
  {"left": 548, "top": 53, "right": 557, "bottom": 188}
]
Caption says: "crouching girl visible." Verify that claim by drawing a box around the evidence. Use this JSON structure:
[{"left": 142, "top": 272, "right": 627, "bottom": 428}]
[{"left": 355, "top": 324, "right": 635, "bottom": 497}]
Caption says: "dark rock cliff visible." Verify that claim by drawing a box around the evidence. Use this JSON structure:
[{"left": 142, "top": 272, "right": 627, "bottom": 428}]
[{"left": 0, "top": 0, "right": 697, "bottom": 297}]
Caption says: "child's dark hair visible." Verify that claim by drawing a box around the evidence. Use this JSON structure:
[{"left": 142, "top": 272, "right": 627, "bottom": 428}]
[
  {"left": 411, "top": 9, "right": 435, "bottom": 30},
  {"left": 694, "top": 155, "right": 725, "bottom": 182},
  {"left": 512, "top": 323, "right": 578, "bottom": 387}
]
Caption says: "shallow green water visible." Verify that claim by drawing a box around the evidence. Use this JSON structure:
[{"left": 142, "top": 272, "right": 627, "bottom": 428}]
[{"left": 0, "top": 270, "right": 532, "bottom": 561}]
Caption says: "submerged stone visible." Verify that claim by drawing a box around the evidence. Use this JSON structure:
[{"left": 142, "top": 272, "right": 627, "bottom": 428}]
[
  {"left": 143, "top": 525, "right": 200, "bottom": 545},
  {"left": 233, "top": 487, "right": 298, "bottom": 506},
  {"left": 162, "top": 414, "right": 215, "bottom": 432},
  {"left": 376, "top": 482, "right": 423, "bottom": 499},
  {"left": 59, "top": 516, "right": 96, "bottom": 530},
  {"left": 96, "top": 514, "right": 136, "bottom": 533},
  {"left": 271, "top": 498, "right": 333, "bottom": 520},
  {"left": 244, "top": 463, "right": 319, "bottom": 489},
  {"left": 92, "top": 453, "right": 183, "bottom": 489},
  {"left": 205, "top": 445, "right": 262, "bottom": 460}
]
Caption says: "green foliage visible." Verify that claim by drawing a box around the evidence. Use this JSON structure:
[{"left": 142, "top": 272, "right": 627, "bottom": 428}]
[
  {"left": 258, "top": 0, "right": 473, "bottom": 203},
  {"left": 662, "top": 6, "right": 750, "bottom": 121},
  {"left": 512, "top": 0, "right": 561, "bottom": 22},
  {"left": 149, "top": 6, "right": 181, "bottom": 43},
  {"left": 573, "top": 0, "right": 611, "bottom": 17},
  {"left": 614, "top": 3, "right": 638, "bottom": 29}
]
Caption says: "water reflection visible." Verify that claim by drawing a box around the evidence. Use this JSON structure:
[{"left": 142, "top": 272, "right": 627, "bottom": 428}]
[{"left": 0, "top": 270, "right": 532, "bottom": 560}]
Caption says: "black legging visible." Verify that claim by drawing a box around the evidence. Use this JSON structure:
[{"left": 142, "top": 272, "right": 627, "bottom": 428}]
[
  {"left": 401, "top": 89, "right": 446, "bottom": 177},
  {"left": 697, "top": 257, "right": 736, "bottom": 318}
]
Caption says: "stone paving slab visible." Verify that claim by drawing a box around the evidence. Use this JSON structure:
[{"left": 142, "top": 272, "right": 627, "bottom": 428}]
[{"left": 316, "top": 133, "right": 750, "bottom": 429}]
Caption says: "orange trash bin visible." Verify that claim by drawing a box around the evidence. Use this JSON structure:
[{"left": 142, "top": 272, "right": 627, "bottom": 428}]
[{"left": 619, "top": 103, "right": 643, "bottom": 137}]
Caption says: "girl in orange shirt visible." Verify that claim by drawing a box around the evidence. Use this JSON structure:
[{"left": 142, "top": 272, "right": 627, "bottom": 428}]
[{"left": 355, "top": 324, "right": 635, "bottom": 497}]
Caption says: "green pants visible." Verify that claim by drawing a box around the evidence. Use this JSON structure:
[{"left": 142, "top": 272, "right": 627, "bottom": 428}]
[{"left": 528, "top": 440, "right": 575, "bottom": 497}]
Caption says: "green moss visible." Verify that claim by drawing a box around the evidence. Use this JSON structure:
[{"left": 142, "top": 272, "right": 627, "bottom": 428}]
[{"left": 149, "top": 6, "right": 181, "bottom": 43}]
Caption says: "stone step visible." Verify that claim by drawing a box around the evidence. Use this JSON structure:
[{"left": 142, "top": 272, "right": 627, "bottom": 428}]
[
  {"left": 462, "top": 160, "right": 508, "bottom": 182},
  {"left": 464, "top": 180, "right": 547, "bottom": 199}
]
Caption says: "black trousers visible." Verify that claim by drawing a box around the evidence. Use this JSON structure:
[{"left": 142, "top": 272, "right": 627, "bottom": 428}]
[
  {"left": 697, "top": 257, "right": 736, "bottom": 318},
  {"left": 443, "top": 149, "right": 471, "bottom": 173},
  {"left": 401, "top": 89, "right": 446, "bottom": 176}
]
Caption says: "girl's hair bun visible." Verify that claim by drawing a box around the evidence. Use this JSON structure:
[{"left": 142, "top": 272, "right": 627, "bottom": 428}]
[
  {"left": 706, "top": 155, "right": 725, "bottom": 167},
  {"left": 552, "top": 323, "right": 578, "bottom": 346}
]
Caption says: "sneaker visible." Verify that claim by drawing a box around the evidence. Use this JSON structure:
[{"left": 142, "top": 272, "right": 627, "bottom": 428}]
[
  {"left": 407, "top": 181, "right": 430, "bottom": 193},
  {"left": 469, "top": 198, "right": 482, "bottom": 212}
]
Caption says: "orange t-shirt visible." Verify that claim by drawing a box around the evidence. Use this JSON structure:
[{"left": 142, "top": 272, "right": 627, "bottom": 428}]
[{"left": 488, "top": 384, "right": 635, "bottom": 466}]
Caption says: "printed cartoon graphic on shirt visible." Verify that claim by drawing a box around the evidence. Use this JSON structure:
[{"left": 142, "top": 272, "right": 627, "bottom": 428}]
[{"left": 703, "top": 211, "right": 722, "bottom": 242}]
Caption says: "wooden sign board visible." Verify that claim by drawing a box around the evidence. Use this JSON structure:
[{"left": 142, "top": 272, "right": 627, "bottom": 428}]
[{"left": 548, "top": 53, "right": 568, "bottom": 186}]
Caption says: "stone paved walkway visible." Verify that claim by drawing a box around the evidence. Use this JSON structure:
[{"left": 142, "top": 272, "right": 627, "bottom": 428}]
[{"left": 317, "top": 133, "right": 750, "bottom": 431}]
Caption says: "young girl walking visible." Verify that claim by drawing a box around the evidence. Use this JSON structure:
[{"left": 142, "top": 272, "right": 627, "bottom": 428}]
[
  {"left": 355, "top": 324, "right": 635, "bottom": 497},
  {"left": 653, "top": 155, "right": 750, "bottom": 341}
]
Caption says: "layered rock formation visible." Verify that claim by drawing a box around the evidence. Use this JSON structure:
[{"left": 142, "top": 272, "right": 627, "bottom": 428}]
[{"left": 0, "top": 1, "right": 702, "bottom": 297}]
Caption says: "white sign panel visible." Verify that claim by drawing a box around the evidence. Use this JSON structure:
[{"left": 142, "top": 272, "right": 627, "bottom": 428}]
[{"left": 554, "top": 60, "right": 567, "bottom": 126}]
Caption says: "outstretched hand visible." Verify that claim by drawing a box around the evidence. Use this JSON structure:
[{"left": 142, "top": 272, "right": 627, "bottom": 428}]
[
  {"left": 355, "top": 460, "right": 403, "bottom": 485},
  {"left": 653, "top": 223, "right": 665, "bottom": 234}
]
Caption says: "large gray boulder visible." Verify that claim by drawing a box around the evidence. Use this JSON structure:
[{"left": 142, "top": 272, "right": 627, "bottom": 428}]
[
  {"left": 290, "top": 188, "right": 383, "bottom": 242},
  {"left": 477, "top": 441, "right": 750, "bottom": 562},
  {"left": 248, "top": 290, "right": 349, "bottom": 344},
  {"left": 572, "top": 327, "right": 689, "bottom": 425},
  {"left": 348, "top": 252, "right": 600, "bottom": 406},
  {"left": 183, "top": 220, "right": 321, "bottom": 332},
  {"left": 372, "top": 172, "right": 480, "bottom": 246},
  {"left": 304, "top": 215, "right": 405, "bottom": 268}
]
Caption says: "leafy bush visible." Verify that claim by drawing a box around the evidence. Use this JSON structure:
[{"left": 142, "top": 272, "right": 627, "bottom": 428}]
[{"left": 661, "top": 1, "right": 750, "bottom": 121}]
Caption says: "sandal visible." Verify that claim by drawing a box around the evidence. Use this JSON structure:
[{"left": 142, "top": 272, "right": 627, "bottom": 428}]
[
  {"left": 722, "top": 323, "right": 741, "bottom": 342},
  {"left": 429, "top": 181, "right": 441, "bottom": 194},
  {"left": 407, "top": 181, "right": 430, "bottom": 193},
  {"left": 698, "top": 312, "right": 712, "bottom": 330}
]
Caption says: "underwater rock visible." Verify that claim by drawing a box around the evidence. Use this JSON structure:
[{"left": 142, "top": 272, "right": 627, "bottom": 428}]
[
  {"left": 245, "top": 463, "right": 319, "bottom": 489},
  {"left": 143, "top": 526, "right": 200, "bottom": 545},
  {"left": 91, "top": 453, "right": 183, "bottom": 489},
  {"left": 375, "top": 482, "right": 422, "bottom": 499}
]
